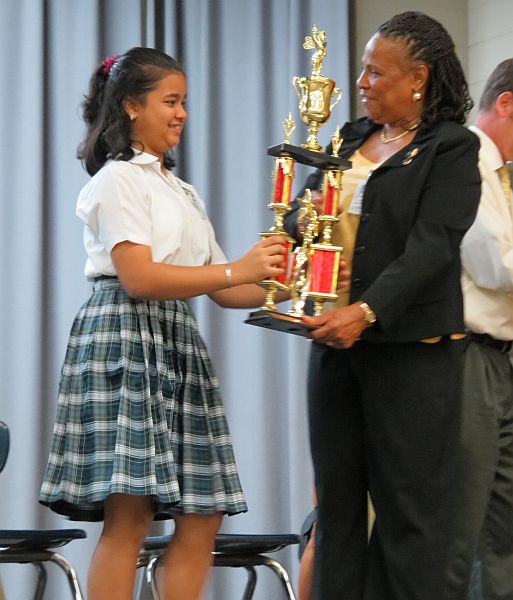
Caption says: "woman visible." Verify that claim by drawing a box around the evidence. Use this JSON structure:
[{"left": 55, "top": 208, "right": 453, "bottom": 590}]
[
  {"left": 39, "top": 47, "right": 287, "bottom": 600},
  {"left": 285, "top": 11, "right": 481, "bottom": 600}
]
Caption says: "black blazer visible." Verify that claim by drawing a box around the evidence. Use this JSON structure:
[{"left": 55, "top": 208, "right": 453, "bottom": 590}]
[{"left": 284, "top": 118, "right": 481, "bottom": 343}]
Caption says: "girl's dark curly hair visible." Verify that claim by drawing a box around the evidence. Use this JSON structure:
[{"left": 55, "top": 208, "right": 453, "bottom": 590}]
[
  {"left": 378, "top": 11, "right": 473, "bottom": 126},
  {"left": 78, "top": 47, "right": 184, "bottom": 176}
]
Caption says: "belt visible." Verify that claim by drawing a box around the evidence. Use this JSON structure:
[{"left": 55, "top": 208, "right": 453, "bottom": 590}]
[
  {"left": 468, "top": 331, "right": 512, "bottom": 354},
  {"left": 88, "top": 275, "right": 118, "bottom": 282},
  {"left": 420, "top": 333, "right": 466, "bottom": 344}
]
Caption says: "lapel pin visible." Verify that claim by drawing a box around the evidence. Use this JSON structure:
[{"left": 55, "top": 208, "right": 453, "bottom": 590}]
[{"left": 402, "top": 147, "right": 419, "bottom": 165}]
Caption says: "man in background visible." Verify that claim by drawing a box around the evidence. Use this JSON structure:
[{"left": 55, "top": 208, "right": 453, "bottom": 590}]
[{"left": 450, "top": 58, "right": 513, "bottom": 600}]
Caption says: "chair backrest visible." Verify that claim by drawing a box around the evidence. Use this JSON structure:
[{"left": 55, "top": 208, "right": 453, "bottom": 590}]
[{"left": 0, "top": 421, "right": 9, "bottom": 474}]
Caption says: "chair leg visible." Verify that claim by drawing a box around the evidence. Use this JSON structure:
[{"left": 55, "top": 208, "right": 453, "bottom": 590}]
[
  {"left": 143, "top": 552, "right": 258, "bottom": 600},
  {"left": 241, "top": 566, "right": 257, "bottom": 600},
  {"left": 32, "top": 563, "right": 47, "bottom": 600},
  {"left": 47, "top": 553, "right": 84, "bottom": 600},
  {"left": 259, "top": 557, "right": 297, "bottom": 600},
  {"left": 146, "top": 555, "right": 161, "bottom": 600}
]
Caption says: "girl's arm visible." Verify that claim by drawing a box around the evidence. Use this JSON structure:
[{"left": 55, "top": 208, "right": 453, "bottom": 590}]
[
  {"left": 209, "top": 285, "right": 289, "bottom": 309},
  {"left": 110, "top": 236, "right": 285, "bottom": 301},
  {"left": 209, "top": 253, "right": 351, "bottom": 308}
]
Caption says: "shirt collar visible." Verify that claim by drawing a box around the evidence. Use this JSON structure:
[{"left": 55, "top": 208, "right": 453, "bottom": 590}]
[
  {"left": 128, "top": 149, "right": 162, "bottom": 165},
  {"left": 469, "top": 125, "right": 504, "bottom": 172}
]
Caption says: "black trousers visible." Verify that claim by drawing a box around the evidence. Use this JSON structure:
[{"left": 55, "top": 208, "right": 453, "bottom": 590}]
[
  {"left": 447, "top": 340, "right": 513, "bottom": 600},
  {"left": 308, "top": 338, "right": 467, "bottom": 600}
]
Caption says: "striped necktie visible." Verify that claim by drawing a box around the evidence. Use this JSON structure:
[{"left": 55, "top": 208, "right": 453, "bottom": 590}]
[{"left": 497, "top": 165, "right": 512, "bottom": 211}]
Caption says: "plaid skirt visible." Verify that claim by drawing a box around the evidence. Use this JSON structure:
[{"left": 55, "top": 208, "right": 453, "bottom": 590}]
[{"left": 39, "top": 278, "right": 247, "bottom": 521}]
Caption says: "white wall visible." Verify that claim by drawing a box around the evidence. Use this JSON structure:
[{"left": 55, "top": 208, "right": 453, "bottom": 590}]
[
  {"left": 468, "top": 0, "right": 513, "bottom": 119},
  {"left": 352, "top": 0, "right": 513, "bottom": 122},
  {"left": 351, "top": 0, "right": 469, "bottom": 117}
]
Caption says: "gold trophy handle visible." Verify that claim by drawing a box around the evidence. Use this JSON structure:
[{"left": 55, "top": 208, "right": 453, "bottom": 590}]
[
  {"left": 292, "top": 76, "right": 305, "bottom": 104},
  {"left": 330, "top": 87, "right": 342, "bottom": 112}
]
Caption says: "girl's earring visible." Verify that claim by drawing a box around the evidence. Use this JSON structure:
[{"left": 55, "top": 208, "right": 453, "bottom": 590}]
[
  {"left": 130, "top": 114, "right": 137, "bottom": 121},
  {"left": 412, "top": 91, "right": 422, "bottom": 102}
]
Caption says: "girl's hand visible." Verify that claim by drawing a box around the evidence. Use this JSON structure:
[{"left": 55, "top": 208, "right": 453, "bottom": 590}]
[{"left": 231, "top": 236, "right": 286, "bottom": 285}]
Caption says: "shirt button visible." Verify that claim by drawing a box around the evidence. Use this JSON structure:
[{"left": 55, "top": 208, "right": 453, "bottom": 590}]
[
  {"left": 355, "top": 245, "right": 366, "bottom": 254},
  {"left": 360, "top": 213, "right": 370, "bottom": 223},
  {"left": 352, "top": 278, "right": 362, "bottom": 288}
]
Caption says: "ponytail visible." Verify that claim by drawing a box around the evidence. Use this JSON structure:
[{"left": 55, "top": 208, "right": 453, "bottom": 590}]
[{"left": 77, "top": 64, "right": 111, "bottom": 175}]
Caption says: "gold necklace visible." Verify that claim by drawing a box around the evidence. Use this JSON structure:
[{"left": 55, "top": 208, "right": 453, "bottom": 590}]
[{"left": 380, "top": 122, "right": 420, "bottom": 144}]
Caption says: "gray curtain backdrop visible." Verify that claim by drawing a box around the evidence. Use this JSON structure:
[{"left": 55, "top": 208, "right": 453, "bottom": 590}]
[{"left": 0, "top": 1, "right": 349, "bottom": 598}]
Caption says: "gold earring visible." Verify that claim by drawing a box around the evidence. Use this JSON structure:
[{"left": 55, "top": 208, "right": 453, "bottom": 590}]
[
  {"left": 412, "top": 91, "right": 422, "bottom": 102},
  {"left": 130, "top": 114, "right": 136, "bottom": 121}
]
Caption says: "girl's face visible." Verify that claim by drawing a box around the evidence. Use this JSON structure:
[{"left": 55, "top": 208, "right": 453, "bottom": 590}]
[
  {"left": 356, "top": 33, "right": 426, "bottom": 127},
  {"left": 127, "top": 71, "right": 187, "bottom": 159}
]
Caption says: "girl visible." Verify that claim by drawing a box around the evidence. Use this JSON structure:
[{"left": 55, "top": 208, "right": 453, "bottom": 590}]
[{"left": 40, "top": 47, "right": 286, "bottom": 600}]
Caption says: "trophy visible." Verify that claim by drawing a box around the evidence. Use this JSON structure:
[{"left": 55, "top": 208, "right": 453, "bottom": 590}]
[
  {"left": 245, "top": 25, "right": 351, "bottom": 337},
  {"left": 292, "top": 25, "right": 342, "bottom": 152}
]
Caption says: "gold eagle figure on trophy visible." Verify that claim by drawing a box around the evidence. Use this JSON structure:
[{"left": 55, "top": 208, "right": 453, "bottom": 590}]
[
  {"left": 288, "top": 189, "right": 319, "bottom": 317},
  {"left": 303, "top": 25, "right": 327, "bottom": 77}
]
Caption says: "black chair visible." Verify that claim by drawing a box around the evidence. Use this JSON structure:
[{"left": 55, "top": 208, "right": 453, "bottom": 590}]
[
  {"left": 138, "top": 532, "right": 301, "bottom": 600},
  {"left": 298, "top": 507, "right": 317, "bottom": 560},
  {"left": 0, "top": 421, "right": 86, "bottom": 600}
]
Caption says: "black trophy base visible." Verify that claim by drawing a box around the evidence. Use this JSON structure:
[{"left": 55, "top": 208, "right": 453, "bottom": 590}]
[
  {"left": 267, "top": 142, "right": 351, "bottom": 171},
  {"left": 245, "top": 309, "right": 315, "bottom": 337}
]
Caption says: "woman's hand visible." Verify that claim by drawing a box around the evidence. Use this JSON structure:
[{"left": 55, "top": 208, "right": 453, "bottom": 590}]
[
  {"left": 302, "top": 303, "right": 367, "bottom": 349},
  {"left": 337, "top": 255, "right": 350, "bottom": 290},
  {"left": 231, "top": 236, "right": 286, "bottom": 285}
]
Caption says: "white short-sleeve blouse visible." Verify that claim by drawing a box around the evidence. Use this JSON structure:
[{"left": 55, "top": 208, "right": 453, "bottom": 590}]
[{"left": 76, "top": 151, "right": 227, "bottom": 278}]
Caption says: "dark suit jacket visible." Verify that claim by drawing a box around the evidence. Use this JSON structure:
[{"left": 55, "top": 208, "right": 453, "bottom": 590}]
[{"left": 284, "top": 117, "right": 481, "bottom": 343}]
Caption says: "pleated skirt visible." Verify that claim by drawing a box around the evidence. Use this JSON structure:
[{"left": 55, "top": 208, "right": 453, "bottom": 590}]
[{"left": 39, "top": 278, "right": 247, "bottom": 521}]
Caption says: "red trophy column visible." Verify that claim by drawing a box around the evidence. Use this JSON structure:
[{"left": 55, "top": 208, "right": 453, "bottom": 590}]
[
  {"left": 307, "top": 129, "right": 344, "bottom": 315},
  {"left": 258, "top": 115, "right": 297, "bottom": 311}
]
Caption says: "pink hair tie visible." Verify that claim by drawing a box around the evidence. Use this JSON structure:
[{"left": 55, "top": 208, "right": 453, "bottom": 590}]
[{"left": 102, "top": 54, "right": 119, "bottom": 76}]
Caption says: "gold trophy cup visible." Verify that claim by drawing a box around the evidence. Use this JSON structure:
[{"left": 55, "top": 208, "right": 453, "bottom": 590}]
[{"left": 292, "top": 25, "right": 342, "bottom": 152}]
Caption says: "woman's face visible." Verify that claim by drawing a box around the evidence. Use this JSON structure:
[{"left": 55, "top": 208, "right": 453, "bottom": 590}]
[
  {"left": 356, "top": 33, "right": 425, "bottom": 126},
  {"left": 127, "top": 71, "right": 187, "bottom": 158}
]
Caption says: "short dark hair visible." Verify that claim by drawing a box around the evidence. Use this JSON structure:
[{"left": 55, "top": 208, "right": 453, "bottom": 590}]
[
  {"left": 78, "top": 47, "right": 184, "bottom": 176},
  {"left": 479, "top": 59, "right": 513, "bottom": 111},
  {"left": 378, "top": 11, "right": 473, "bottom": 126}
]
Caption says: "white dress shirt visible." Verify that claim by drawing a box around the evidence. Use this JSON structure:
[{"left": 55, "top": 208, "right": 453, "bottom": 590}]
[
  {"left": 76, "top": 151, "right": 226, "bottom": 278},
  {"left": 461, "top": 126, "right": 513, "bottom": 340}
]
